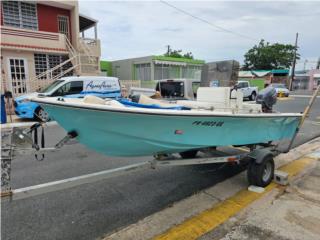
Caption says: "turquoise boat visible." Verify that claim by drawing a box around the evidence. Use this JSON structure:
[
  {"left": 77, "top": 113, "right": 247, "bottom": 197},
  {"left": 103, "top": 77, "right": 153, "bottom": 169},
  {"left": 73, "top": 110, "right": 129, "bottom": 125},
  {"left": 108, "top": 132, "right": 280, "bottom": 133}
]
[{"left": 31, "top": 95, "right": 302, "bottom": 157}]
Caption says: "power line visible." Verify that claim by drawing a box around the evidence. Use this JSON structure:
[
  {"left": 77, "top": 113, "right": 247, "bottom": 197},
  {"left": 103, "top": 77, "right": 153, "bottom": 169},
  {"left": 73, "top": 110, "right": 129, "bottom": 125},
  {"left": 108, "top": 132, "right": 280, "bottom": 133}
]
[{"left": 160, "top": 0, "right": 258, "bottom": 41}]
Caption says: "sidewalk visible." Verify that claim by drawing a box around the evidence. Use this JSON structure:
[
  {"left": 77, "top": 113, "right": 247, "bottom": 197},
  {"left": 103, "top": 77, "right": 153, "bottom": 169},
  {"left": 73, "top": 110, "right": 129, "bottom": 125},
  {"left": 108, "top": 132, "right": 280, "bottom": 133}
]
[
  {"left": 201, "top": 151, "right": 320, "bottom": 240},
  {"left": 103, "top": 138, "right": 320, "bottom": 240}
]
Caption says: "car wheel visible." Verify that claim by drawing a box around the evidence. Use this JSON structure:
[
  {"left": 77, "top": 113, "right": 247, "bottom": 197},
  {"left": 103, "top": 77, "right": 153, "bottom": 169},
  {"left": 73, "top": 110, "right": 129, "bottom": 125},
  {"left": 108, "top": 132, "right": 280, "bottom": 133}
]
[
  {"left": 35, "top": 107, "right": 50, "bottom": 122},
  {"left": 249, "top": 92, "right": 256, "bottom": 101}
]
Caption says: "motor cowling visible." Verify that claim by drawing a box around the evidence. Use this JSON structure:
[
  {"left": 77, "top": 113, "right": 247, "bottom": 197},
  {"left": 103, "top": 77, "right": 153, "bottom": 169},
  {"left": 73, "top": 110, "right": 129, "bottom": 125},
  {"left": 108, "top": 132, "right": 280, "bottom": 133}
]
[{"left": 256, "top": 86, "right": 277, "bottom": 113}]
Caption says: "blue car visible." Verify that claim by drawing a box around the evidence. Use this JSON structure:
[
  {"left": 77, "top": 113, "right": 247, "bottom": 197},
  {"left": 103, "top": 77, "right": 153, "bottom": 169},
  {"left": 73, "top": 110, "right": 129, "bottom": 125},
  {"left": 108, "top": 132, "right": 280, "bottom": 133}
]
[{"left": 15, "top": 76, "right": 122, "bottom": 121}]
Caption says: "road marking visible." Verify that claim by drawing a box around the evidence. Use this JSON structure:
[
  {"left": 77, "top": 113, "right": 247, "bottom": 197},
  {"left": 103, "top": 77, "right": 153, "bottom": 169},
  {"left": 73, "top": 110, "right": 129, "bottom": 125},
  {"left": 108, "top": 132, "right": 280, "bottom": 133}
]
[
  {"left": 277, "top": 97, "right": 294, "bottom": 101},
  {"left": 291, "top": 95, "right": 320, "bottom": 98},
  {"left": 311, "top": 121, "right": 320, "bottom": 126},
  {"left": 153, "top": 157, "right": 315, "bottom": 240}
]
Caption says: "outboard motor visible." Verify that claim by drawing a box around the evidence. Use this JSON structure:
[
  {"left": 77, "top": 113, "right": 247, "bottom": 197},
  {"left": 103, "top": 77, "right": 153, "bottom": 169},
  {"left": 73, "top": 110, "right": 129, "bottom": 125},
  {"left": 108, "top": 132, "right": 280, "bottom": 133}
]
[{"left": 256, "top": 86, "right": 277, "bottom": 113}]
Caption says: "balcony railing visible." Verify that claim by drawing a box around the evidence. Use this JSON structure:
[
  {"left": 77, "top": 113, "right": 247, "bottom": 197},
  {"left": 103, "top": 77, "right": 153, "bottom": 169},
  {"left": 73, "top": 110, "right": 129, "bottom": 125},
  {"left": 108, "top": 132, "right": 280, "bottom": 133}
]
[{"left": 0, "top": 26, "right": 68, "bottom": 53}]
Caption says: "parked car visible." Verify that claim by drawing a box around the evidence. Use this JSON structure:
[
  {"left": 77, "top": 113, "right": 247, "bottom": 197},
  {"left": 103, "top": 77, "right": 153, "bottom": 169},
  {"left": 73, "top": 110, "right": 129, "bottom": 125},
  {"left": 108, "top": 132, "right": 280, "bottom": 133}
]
[
  {"left": 14, "top": 76, "right": 121, "bottom": 121},
  {"left": 234, "top": 81, "right": 258, "bottom": 100},
  {"left": 270, "top": 83, "right": 290, "bottom": 97}
]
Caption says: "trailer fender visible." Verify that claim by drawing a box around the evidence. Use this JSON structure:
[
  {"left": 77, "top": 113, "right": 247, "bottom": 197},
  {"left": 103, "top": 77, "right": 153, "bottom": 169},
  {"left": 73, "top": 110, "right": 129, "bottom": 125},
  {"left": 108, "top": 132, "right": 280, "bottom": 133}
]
[{"left": 248, "top": 149, "right": 273, "bottom": 164}]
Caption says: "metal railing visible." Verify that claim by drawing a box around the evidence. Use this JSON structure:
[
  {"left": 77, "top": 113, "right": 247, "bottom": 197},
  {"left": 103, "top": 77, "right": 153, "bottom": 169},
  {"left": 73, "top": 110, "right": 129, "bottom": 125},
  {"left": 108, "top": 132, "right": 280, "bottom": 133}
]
[
  {"left": 78, "top": 38, "right": 97, "bottom": 64},
  {"left": 14, "top": 36, "right": 100, "bottom": 97}
]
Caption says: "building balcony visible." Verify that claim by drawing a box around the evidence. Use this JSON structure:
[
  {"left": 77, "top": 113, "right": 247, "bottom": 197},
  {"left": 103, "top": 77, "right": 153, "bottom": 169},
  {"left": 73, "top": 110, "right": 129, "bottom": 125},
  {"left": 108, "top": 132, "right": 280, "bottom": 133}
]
[
  {"left": 0, "top": 26, "right": 69, "bottom": 54},
  {"left": 78, "top": 14, "right": 101, "bottom": 58}
]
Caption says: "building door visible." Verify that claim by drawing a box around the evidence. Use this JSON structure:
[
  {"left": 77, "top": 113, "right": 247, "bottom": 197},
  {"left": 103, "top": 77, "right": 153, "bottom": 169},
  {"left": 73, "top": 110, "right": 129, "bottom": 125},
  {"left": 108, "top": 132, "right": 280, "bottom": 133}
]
[
  {"left": 8, "top": 58, "right": 28, "bottom": 95},
  {"left": 58, "top": 15, "right": 70, "bottom": 39}
]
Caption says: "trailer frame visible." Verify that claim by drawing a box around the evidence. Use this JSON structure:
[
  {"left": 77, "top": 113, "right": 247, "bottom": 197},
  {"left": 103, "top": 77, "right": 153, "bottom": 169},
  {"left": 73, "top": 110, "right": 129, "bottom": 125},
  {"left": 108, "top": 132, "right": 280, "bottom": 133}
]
[{"left": 1, "top": 125, "right": 278, "bottom": 201}]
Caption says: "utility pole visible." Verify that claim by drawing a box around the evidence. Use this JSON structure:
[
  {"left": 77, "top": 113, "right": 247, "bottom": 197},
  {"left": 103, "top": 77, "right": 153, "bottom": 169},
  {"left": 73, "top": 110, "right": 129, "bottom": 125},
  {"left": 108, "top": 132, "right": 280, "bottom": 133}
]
[
  {"left": 289, "top": 32, "right": 298, "bottom": 91},
  {"left": 303, "top": 59, "right": 308, "bottom": 71},
  {"left": 166, "top": 45, "right": 171, "bottom": 55}
]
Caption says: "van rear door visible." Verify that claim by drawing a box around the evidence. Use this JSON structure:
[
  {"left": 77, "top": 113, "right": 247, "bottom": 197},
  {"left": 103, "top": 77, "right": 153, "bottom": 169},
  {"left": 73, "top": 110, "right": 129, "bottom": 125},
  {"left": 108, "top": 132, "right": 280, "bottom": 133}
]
[{"left": 156, "top": 80, "right": 185, "bottom": 99}]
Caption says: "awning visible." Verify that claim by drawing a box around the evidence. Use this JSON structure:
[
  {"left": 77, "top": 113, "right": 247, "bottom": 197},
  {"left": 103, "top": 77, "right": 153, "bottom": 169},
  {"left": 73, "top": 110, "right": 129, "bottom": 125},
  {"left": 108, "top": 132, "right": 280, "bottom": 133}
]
[
  {"left": 79, "top": 14, "right": 97, "bottom": 32},
  {"left": 154, "top": 60, "right": 187, "bottom": 66},
  {"left": 271, "top": 69, "right": 289, "bottom": 74},
  {"left": 238, "top": 71, "right": 254, "bottom": 77},
  {"left": 252, "top": 70, "right": 271, "bottom": 77}
]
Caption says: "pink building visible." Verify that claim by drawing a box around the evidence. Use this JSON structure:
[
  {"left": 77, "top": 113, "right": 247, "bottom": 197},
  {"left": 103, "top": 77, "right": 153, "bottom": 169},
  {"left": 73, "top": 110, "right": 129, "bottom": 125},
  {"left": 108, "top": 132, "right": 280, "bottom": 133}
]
[
  {"left": 309, "top": 69, "right": 320, "bottom": 90},
  {"left": 1, "top": 0, "right": 101, "bottom": 97}
]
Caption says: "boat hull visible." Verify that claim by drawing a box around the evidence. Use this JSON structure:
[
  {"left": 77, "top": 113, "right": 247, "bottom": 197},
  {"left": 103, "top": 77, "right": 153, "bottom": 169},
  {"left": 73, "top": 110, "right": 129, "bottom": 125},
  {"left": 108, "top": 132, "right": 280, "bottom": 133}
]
[{"left": 40, "top": 103, "right": 301, "bottom": 157}]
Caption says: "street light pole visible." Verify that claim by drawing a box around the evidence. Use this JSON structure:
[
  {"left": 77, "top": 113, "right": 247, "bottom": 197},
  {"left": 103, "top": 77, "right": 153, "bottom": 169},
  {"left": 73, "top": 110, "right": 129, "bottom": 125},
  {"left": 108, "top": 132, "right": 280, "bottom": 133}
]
[{"left": 289, "top": 33, "right": 299, "bottom": 91}]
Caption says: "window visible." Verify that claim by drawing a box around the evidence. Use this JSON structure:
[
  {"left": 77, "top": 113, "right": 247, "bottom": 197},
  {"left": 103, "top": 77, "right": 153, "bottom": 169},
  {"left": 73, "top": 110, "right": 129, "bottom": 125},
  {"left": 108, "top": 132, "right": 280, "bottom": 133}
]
[
  {"left": 182, "top": 66, "right": 202, "bottom": 79},
  {"left": 52, "top": 81, "right": 83, "bottom": 96},
  {"left": 237, "top": 82, "right": 248, "bottom": 89},
  {"left": 2, "top": 1, "right": 38, "bottom": 30},
  {"left": 34, "top": 54, "right": 73, "bottom": 79},
  {"left": 48, "top": 55, "right": 62, "bottom": 77},
  {"left": 154, "top": 64, "right": 169, "bottom": 80},
  {"left": 134, "top": 63, "right": 151, "bottom": 81},
  {"left": 39, "top": 80, "right": 64, "bottom": 93},
  {"left": 58, "top": 15, "right": 70, "bottom": 39},
  {"left": 9, "top": 58, "right": 27, "bottom": 94},
  {"left": 34, "top": 54, "right": 47, "bottom": 79},
  {"left": 242, "top": 82, "right": 249, "bottom": 88},
  {"left": 154, "top": 64, "right": 180, "bottom": 80}
]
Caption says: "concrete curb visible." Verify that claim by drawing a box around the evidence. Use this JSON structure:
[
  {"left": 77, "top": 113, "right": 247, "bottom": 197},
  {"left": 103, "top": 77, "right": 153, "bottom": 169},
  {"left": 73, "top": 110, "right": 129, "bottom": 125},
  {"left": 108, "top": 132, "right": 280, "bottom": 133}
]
[{"left": 103, "top": 137, "right": 320, "bottom": 240}]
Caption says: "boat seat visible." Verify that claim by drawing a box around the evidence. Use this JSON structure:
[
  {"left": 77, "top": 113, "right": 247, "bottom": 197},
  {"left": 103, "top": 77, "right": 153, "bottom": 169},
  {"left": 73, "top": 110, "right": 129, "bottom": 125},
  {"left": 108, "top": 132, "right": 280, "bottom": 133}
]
[
  {"left": 138, "top": 94, "right": 183, "bottom": 108},
  {"left": 83, "top": 95, "right": 106, "bottom": 104},
  {"left": 83, "top": 95, "right": 124, "bottom": 107},
  {"left": 176, "top": 100, "right": 216, "bottom": 110},
  {"left": 197, "top": 87, "right": 231, "bottom": 106}
]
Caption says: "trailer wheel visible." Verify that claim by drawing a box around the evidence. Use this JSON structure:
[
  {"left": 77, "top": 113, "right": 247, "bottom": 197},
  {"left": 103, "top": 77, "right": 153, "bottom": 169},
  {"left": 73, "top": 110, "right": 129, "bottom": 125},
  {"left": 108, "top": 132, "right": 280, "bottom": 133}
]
[
  {"left": 179, "top": 150, "right": 198, "bottom": 159},
  {"left": 247, "top": 154, "right": 274, "bottom": 187}
]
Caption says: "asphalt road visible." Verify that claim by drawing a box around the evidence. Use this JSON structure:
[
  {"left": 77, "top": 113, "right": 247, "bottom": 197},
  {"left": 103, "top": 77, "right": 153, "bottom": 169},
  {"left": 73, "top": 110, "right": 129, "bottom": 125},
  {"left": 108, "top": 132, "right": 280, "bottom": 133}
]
[{"left": 2, "top": 96, "right": 320, "bottom": 240}]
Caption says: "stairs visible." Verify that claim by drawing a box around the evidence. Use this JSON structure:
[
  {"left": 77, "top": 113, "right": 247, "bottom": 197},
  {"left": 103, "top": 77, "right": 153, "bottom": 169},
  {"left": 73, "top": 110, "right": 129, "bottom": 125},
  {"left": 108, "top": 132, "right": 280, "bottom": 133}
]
[
  {"left": 78, "top": 38, "right": 100, "bottom": 75},
  {"left": 28, "top": 36, "right": 100, "bottom": 93}
]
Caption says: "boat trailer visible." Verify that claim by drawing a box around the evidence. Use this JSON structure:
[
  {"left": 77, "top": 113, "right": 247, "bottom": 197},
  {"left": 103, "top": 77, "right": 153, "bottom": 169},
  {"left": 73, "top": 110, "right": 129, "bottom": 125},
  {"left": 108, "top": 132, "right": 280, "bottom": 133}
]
[{"left": 2, "top": 85, "right": 319, "bottom": 201}]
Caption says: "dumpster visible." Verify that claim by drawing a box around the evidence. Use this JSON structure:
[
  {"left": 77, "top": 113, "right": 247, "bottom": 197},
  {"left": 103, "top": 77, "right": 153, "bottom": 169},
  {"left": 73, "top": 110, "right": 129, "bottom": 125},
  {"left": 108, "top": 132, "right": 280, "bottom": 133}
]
[{"left": 1, "top": 94, "right": 7, "bottom": 124}]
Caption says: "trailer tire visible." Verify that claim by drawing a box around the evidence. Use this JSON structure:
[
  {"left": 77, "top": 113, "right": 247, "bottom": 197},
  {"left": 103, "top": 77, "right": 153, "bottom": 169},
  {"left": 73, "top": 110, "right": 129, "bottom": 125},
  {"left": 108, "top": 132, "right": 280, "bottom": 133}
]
[
  {"left": 247, "top": 154, "right": 274, "bottom": 187},
  {"left": 179, "top": 150, "right": 198, "bottom": 159}
]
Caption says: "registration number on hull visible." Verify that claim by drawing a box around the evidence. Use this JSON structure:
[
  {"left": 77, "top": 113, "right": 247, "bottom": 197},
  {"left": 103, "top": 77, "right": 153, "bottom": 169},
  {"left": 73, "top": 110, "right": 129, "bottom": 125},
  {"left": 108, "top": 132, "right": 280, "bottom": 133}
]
[{"left": 192, "top": 121, "right": 224, "bottom": 127}]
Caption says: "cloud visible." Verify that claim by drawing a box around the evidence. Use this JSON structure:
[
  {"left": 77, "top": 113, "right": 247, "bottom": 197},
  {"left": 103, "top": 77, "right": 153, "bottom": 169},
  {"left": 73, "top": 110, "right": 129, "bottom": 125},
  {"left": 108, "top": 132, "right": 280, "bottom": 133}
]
[{"left": 79, "top": 0, "right": 320, "bottom": 68}]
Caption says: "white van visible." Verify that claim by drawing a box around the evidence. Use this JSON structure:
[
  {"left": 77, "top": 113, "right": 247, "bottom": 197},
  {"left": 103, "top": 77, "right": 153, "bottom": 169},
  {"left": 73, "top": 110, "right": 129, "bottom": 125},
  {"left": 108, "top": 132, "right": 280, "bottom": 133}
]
[{"left": 15, "top": 76, "right": 121, "bottom": 121}]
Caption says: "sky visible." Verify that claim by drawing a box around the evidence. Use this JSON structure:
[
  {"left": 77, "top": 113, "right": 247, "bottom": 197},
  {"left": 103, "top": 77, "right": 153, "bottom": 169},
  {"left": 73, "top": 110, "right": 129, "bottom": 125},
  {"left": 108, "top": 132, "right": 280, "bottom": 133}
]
[{"left": 79, "top": 0, "right": 320, "bottom": 69}]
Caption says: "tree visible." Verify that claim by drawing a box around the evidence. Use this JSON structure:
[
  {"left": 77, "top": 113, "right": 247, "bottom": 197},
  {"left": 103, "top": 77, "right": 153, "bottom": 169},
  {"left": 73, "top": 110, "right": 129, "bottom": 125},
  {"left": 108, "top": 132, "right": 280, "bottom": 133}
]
[
  {"left": 243, "top": 39, "right": 299, "bottom": 70},
  {"left": 164, "top": 45, "right": 194, "bottom": 59}
]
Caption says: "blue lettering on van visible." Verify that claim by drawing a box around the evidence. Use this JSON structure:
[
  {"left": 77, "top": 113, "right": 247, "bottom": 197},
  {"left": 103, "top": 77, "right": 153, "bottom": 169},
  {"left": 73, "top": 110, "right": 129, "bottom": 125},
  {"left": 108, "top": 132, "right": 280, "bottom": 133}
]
[{"left": 85, "top": 81, "right": 117, "bottom": 90}]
